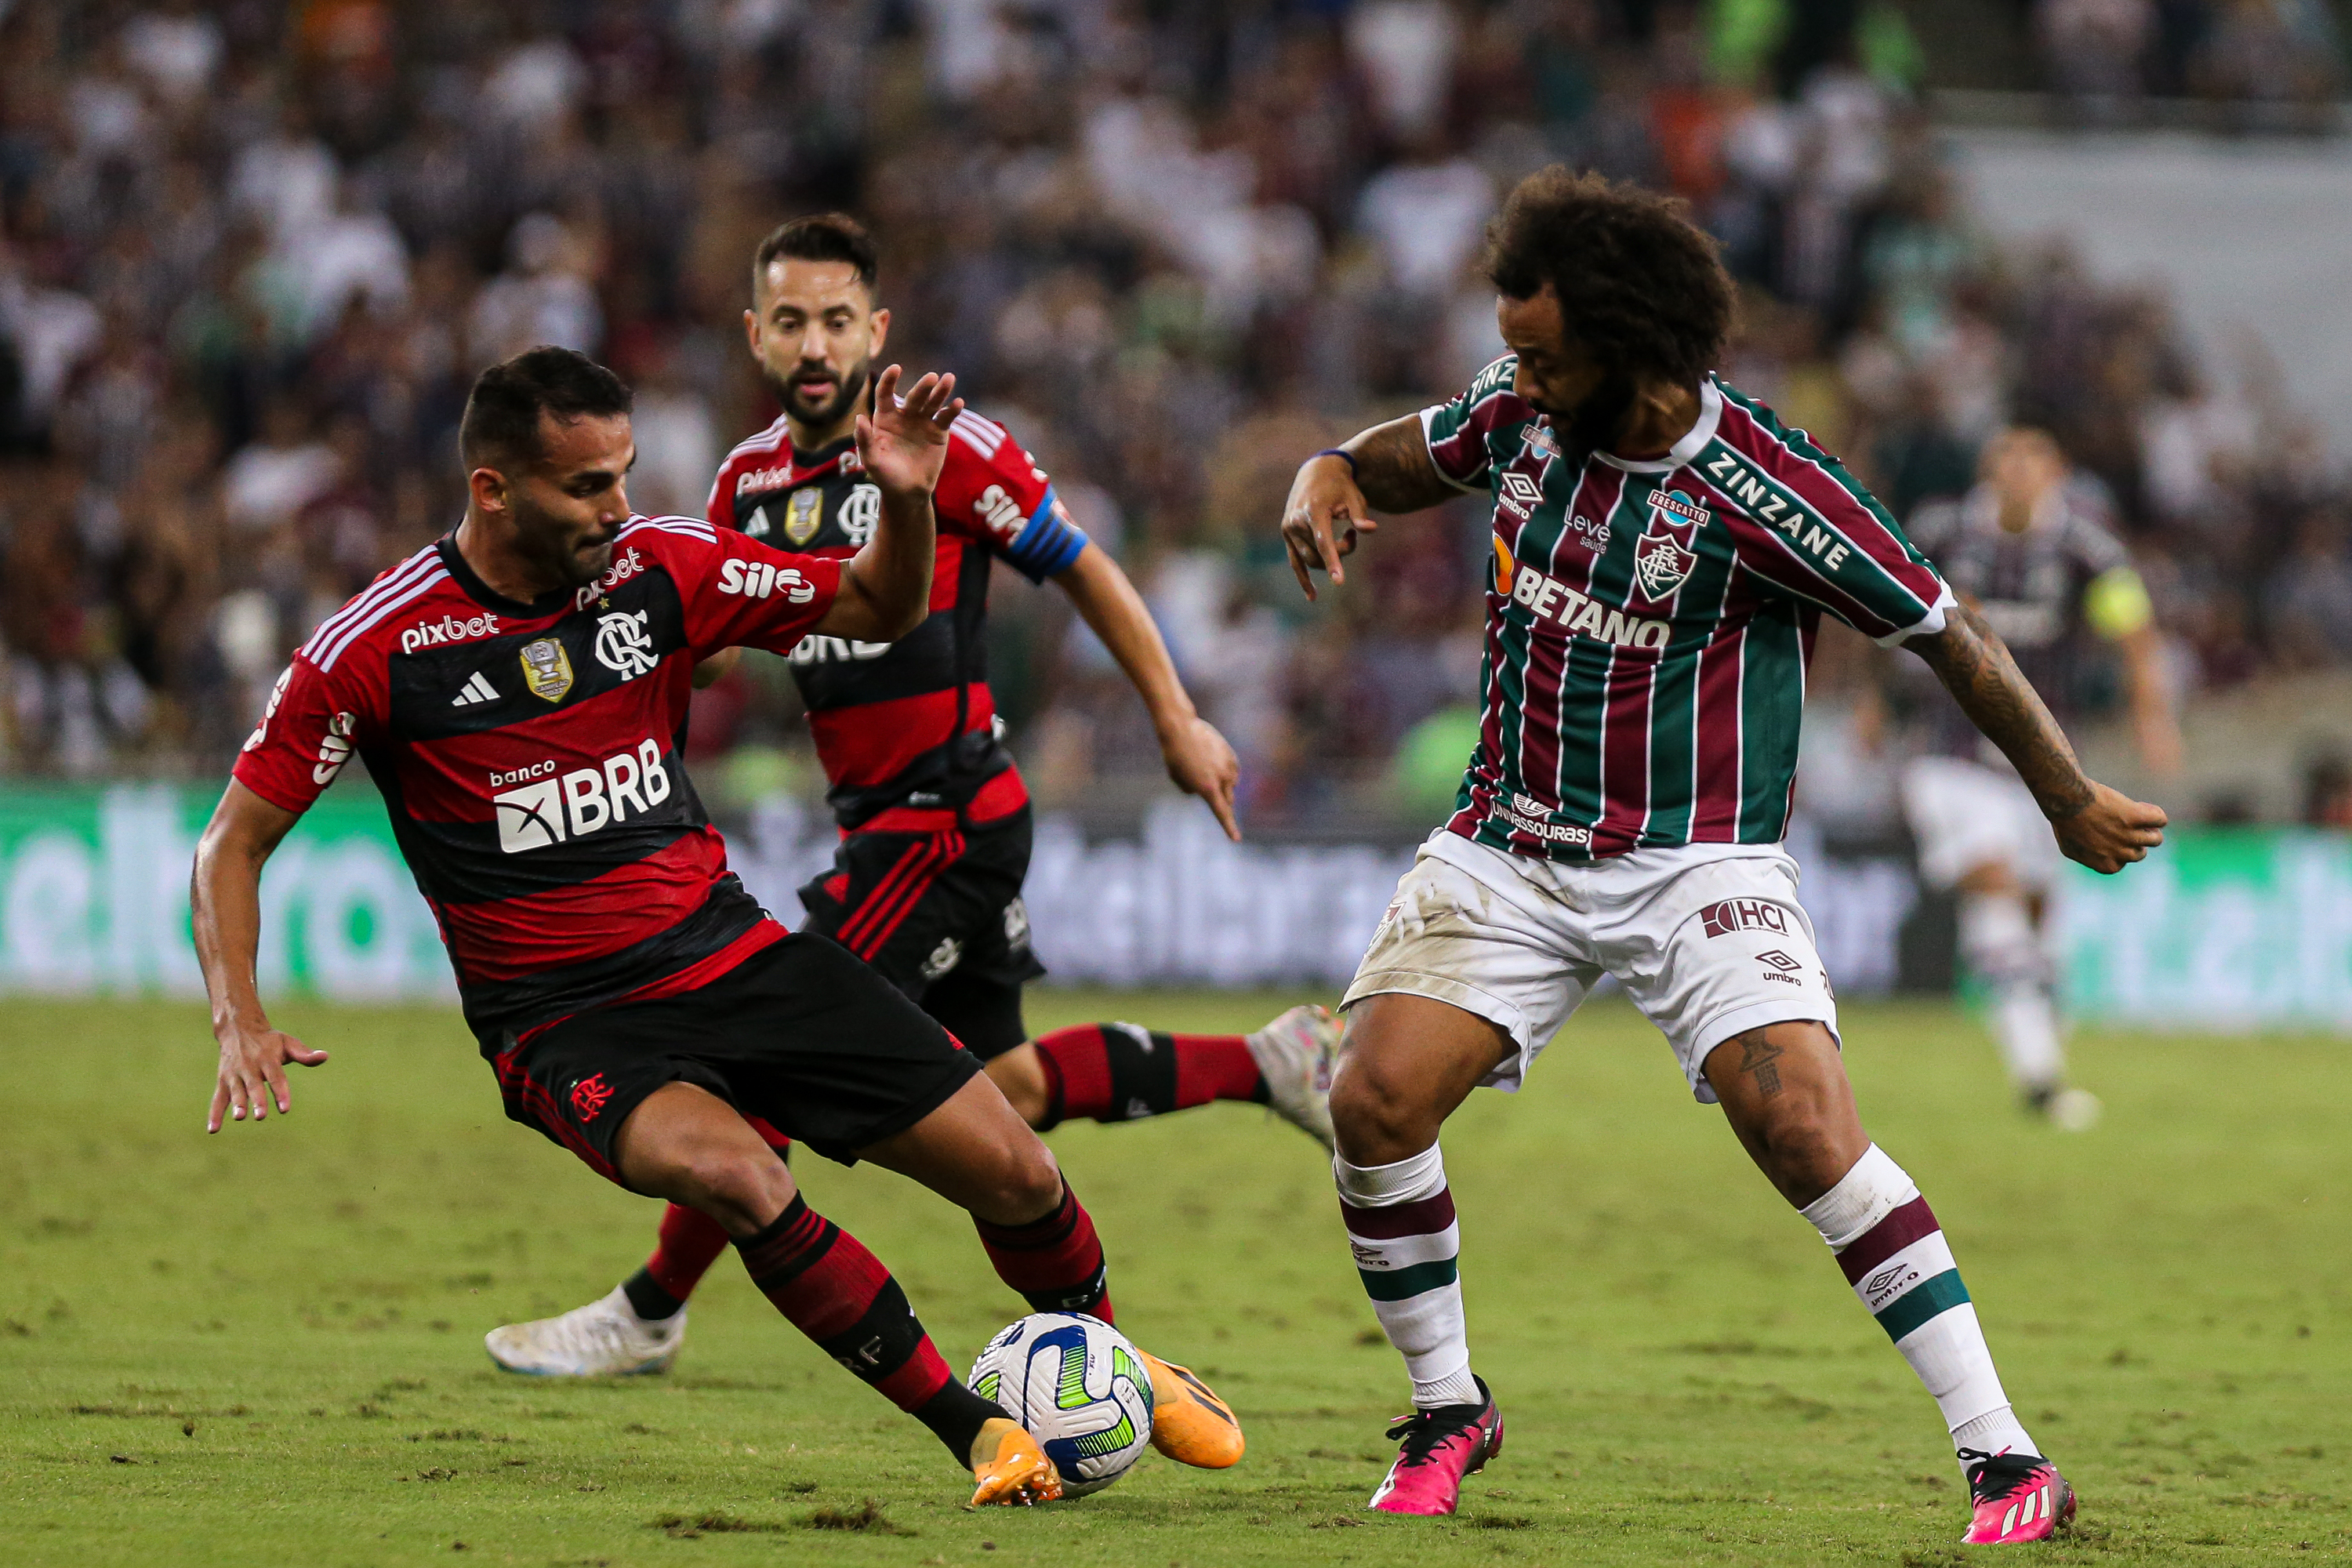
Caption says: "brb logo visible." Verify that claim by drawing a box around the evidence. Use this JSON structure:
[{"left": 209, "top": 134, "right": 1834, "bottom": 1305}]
[
  {"left": 593, "top": 610, "right": 658, "bottom": 680},
  {"left": 493, "top": 739, "right": 672, "bottom": 853}
]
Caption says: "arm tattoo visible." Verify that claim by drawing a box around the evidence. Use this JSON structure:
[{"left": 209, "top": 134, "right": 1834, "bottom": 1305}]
[
  {"left": 1907, "top": 603, "right": 2096, "bottom": 819},
  {"left": 1734, "top": 1030, "right": 1785, "bottom": 1098},
  {"left": 1344, "top": 416, "right": 1459, "bottom": 514}
]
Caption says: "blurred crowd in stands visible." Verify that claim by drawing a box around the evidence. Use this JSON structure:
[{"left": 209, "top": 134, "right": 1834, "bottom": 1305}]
[
  {"left": 1, "top": 0, "right": 2348, "bottom": 829},
  {"left": 2034, "top": 0, "right": 2342, "bottom": 124}
]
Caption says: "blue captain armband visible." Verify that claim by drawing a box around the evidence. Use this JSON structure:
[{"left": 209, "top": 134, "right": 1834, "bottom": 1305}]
[{"left": 999, "top": 485, "right": 1090, "bottom": 582}]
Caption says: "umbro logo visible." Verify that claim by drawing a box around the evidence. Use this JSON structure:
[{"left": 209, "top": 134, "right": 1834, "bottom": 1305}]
[
  {"left": 1497, "top": 468, "right": 1544, "bottom": 520},
  {"left": 1757, "top": 949, "right": 1802, "bottom": 971},
  {"left": 451, "top": 671, "right": 499, "bottom": 707}
]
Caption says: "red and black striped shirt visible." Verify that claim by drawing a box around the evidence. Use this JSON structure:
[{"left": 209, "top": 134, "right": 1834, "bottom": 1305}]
[{"left": 232, "top": 516, "right": 840, "bottom": 1044}]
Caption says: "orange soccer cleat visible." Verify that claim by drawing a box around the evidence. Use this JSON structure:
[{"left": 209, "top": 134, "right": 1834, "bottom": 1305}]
[
  {"left": 968, "top": 1417, "right": 1063, "bottom": 1507},
  {"left": 1138, "top": 1350, "right": 1245, "bottom": 1469}
]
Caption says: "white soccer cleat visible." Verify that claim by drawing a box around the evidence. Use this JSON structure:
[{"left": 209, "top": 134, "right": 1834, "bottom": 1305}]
[
  {"left": 485, "top": 1286, "right": 684, "bottom": 1377},
  {"left": 2048, "top": 1087, "right": 2103, "bottom": 1132},
  {"left": 1246, "top": 1004, "right": 1341, "bottom": 1150}
]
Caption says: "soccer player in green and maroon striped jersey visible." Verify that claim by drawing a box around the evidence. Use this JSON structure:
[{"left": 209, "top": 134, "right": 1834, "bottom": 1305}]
[{"left": 1277, "top": 169, "right": 2167, "bottom": 1543}]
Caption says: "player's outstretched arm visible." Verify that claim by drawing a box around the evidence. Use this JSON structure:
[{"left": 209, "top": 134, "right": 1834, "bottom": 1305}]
[
  {"left": 1053, "top": 541, "right": 1242, "bottom": 840},
  {"left": 1279, "top": 415, "right": 1458, "bottom": 600},
  {"left": 1907, "top": 603, "right": 2167, "bottom": 873},
  {"left": 820, "top": 365, "right": 963, "bottom": 641},
  {"left": 192, "top": 780, "right": 328, "bottom": 1131}
]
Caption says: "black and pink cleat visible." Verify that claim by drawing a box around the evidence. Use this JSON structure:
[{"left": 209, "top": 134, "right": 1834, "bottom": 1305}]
[
  {"left": 1365, "top": 1377, "right": 1504, "bottom": 1516},
  {"left": 1960, "top": 1448, "right": 2076, "bottom": 1544}
]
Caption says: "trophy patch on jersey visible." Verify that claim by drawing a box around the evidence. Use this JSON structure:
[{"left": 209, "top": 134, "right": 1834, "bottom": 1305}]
[
  {"left": 783, "top": 487, "right": 824, "bottom": 546},
  {"left": 518, "top": 637, "right": 575, "bottom": 702}
]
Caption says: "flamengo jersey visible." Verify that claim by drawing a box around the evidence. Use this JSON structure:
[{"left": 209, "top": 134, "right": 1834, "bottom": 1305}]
[
  {"left": 231, "top": 517, "right": 842, "bottom": 1044},
  {"left": 706, "top": 408, "right": 1087, "bottom": 829},
  {"left": 1424, "top": 359, "right": 1955, "bottom": 862}
]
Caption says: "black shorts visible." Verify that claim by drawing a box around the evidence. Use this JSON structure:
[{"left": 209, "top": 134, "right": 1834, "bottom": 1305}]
[
  {"left": 797, "top": 808, "right": 1046, "bottom": 1060},
  {"left": 488, "top": 931, "right": 981, "bottom": 1181}
]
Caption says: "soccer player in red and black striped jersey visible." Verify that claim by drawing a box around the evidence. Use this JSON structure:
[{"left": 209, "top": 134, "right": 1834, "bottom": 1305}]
[
  {"left": 484, "top": 217, "right": 1332, "bottom": 1416},
  {"left": 191, "top": 346, "right": 1235, "bottom": 1506},
  {"left": 1278, "top": 171, "right": 2166, "bottom": 1537}
]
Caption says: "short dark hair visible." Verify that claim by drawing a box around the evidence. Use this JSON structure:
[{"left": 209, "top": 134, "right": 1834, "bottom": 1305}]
[
  {"left": 1483, "top": 168, "right": 1733, "bottom": 386},
  {"left": 459, "top": 347, "right": 632, "bottom": 469},
  {"left": 752, "top": 212, "right": 880, "bottom": 295}
]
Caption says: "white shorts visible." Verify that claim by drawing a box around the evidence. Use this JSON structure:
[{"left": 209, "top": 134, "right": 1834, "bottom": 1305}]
[
  {"left": 1342, "top": 832, "right": 1840, "bottom": 1104},
  {"left": 1900, "top": 755, "right": 2062, "bottom": 894}
]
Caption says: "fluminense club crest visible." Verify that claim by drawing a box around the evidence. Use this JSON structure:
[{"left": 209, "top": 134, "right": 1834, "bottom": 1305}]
[{"left": 1632, "top": 488, "right": 1709, "bottom": 603}]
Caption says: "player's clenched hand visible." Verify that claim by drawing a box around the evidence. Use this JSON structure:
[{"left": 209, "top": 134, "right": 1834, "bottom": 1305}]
[
  {"left": 1160, "top": 713, "right": 1243, "bottom": 841},
  {"left": 207, "top": 1017, "right": 328, "bottom": 1132},
  {"left": 855, "top": 365, "right": 964, "bottom": 502},
  {"left": 1280, "top": 453, "right": 1379, "bottom": 601},
  {"left": 2050, "top": 779, "right": 2166, "bottom": 874}
]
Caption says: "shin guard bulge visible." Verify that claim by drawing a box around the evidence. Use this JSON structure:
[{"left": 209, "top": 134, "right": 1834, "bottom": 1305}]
[
  {"left": 1802, "top": 1144, "right": 2036, "bottom": 1463},
  {"left": 1337, "top": 1144, "right": 1479, "bottom": 1410},
  {"left": 972, "top": 1180, "right": 1113, "bottom": 1321}
]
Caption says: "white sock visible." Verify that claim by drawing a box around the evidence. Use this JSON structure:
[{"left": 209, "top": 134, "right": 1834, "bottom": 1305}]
[
  {"left": 1335, "top": 1144, "right": 1479, "bottom": 1410},
  {"left": 1801, "top": 1145, "right": 2036, "bottom": 1465},
  {"left": 1990, "top": 982, "right": 2064, "bottom": 1094},
  {"left": 1958, "top": 894, "right": 2065, "bottom": 1093}
]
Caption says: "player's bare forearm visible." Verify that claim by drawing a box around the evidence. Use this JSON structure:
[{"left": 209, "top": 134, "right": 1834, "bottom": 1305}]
[
  {"left": 825, "top": 492, "right": 937, "bottom": 641},
  {"left": 1343, "top": 416, "right": 1458, "bottom": 514},
  {"left": 193, "top": 782, "right": 326, "bottom": 1130},
  {"left": 1056, "top": 543, "right": 1191, "bottom": 733},
  {"left": 2119, "top": 624, "right": 2184, "bottom": 776},
  {"left": 1911, "top": 604, "right": 2091, "bottom": 815},
  {"left": 1054, "top": 542, "right": 1241, "bottom": 837},
  {"left": 1281, "top": 416, "right": 1455, "bottom": 600},
  {"left": 1908, "top": 604, "right": 2167, "bottom": 872}
]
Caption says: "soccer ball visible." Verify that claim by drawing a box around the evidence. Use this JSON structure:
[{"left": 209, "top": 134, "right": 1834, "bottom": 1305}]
[{"left": 969, "top": 1312, "right": 1155, "bottom": 1497}]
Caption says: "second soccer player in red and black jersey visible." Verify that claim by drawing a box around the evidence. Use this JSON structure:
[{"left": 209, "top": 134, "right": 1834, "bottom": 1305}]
[
  {"left": 191, "top": 346, "right": 1236, "bottom": 1506},
  {"left": 485, "top": 217, "right": 1337, "bottom": 1398}
]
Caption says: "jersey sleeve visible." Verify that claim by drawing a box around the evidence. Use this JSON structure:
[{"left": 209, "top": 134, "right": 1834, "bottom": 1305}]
[
  {"left": 703, "top": 459, "right": 734, "bottom": 530},
  {"left": 654, "top": 518, "right": 844, "bottom": 656},
  {"left": 933, "top": 412, "right": 1088, "bottom": 583},
  {"left": 1418, "top": 355, "right": 1521, "bottom": 493},
  {"left": 1707, "top": 430, "right": 1955, "bottom": 647},
  {"left": 229, "top": 652, "right": 379, "bottom": 815}
]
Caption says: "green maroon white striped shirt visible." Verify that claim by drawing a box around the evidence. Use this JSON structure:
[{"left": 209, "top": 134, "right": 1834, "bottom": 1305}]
[{"left": 1424, "top": 358, "right": 1955, "bottom": 862}]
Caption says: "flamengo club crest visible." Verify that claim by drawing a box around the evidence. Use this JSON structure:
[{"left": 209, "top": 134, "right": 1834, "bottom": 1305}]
[{"left": 1632, "top": 488, "right": 1708, "bottom": 604}]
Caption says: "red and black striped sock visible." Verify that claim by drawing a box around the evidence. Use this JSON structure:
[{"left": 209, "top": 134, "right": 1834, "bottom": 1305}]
[
  {"left": 972, "top": 1180, "right": 1113, "bottom": 1323},
  {"left": 1034, "top": 1023, "right": 1266, "bottom": 1128},
  {"left": 622, "top": 1203, "right": 732, "bottom": 1319},
  {"left": 737, "top": 1196, "right": 1001, "bottom": 1461}
]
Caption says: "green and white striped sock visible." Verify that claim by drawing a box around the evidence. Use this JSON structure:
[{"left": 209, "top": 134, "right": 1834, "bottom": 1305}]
[{"left": 1336, "top": 1144, "right": 1479, "bottom": 1410}]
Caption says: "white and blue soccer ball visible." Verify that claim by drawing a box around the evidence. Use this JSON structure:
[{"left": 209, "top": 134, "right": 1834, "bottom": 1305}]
[{"left": 969, "top": 1312, "right": 1155, "bottom": 1497}]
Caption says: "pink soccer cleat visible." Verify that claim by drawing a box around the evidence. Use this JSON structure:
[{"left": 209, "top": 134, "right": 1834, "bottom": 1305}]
[
  {"left": 1365, "top": 1377, "right": 1504, "bottom": 1515},
  {"left": 1960, "top": 1449, "right": 2076, "bottom": 1544}
]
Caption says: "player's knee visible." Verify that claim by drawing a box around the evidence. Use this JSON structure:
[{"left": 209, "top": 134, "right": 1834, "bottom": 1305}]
[
  {"left": 1753, "top": 1105, "right": 1857, "bottom": 1207},
  {"left": 671, "top": 1142, "right": 793, "bottom": 1232},
  {"left": 1329, "top": 1055, "right": 1433, "bottom": 1163},
  {"left": 993, "top": 1139, "right": 1065, "bottom": 1222}
]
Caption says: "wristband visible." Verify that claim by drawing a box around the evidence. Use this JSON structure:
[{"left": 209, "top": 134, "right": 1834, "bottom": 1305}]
[{"left": 1312, "top": 447, "right": 1359, "bottom": 477}]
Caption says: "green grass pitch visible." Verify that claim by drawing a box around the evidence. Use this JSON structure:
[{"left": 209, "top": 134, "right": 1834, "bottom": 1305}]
[{"left": 3, "top": 993, "right": 2347, "bottom": 1566}]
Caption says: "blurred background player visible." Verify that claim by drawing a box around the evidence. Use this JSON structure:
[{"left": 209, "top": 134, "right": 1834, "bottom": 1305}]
[
  {"left": 487, "top": 214, "right": 1334, "bottom": 1388},
  {"left": 1898, "top": 427, "right": 2183, "bottom": 1129}
]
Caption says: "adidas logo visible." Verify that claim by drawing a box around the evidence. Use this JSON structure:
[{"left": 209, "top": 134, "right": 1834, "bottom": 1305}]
[{"left": 452, "top": 671, "right": 499, "bottom": 706}]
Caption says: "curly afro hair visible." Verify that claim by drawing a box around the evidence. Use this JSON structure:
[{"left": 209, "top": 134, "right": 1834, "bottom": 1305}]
[{"left": 1483, "top": 167, "right": 1733, "bottom": 386}]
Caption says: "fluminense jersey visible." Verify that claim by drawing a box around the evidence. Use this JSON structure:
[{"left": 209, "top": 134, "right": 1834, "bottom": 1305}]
[
  {"left": 231, "top": 517, "right": 841, "bottom": 1043},
  {"left": 1905, "top": 477, "right": 2146, "bottom": 761},
  {"left": 706, "top": 408, "right": 1087, "bottom": 829},
  {"left": 1424, "top": 359, "right": 1955, "bottom": 862}
]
